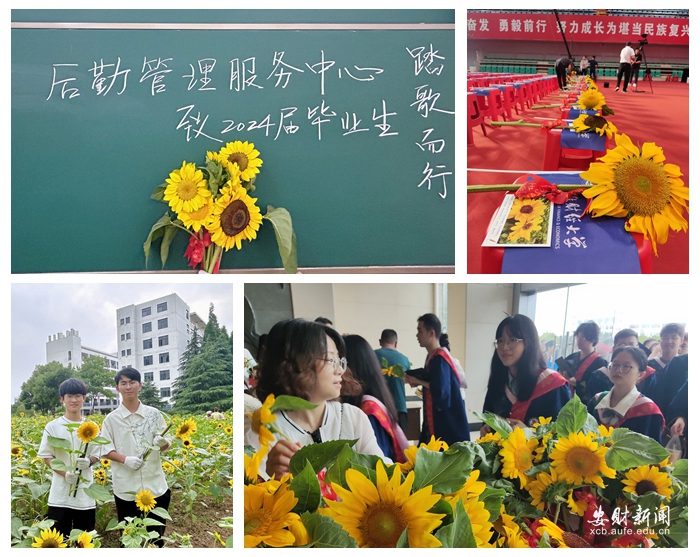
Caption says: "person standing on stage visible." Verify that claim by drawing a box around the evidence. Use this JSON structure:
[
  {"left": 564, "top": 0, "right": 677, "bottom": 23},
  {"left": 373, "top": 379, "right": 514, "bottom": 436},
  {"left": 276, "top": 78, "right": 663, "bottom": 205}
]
[
  {"left": 554, "top": 56, "right": 572, "bottom": 90},
  {"left": 588, "top": 56, "right": 599, "bottom": 81},
  {"left": 616, "top": 41, "right": 635, "bottom": 93}
]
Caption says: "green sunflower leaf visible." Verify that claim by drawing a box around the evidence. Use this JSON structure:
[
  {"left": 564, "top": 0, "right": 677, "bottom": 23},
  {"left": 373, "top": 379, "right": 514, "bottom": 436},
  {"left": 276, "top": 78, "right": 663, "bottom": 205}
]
[
  {"left": 263, "top": 206, "right": 298, "bottom": 274},
  {"left": 671, "top": 459, "right": 688, "bottom": 484},
  {"left": 605, "top": 430, "right": 669, "bottom": 470},
  {"left": 49, "top": 458, "right": 70, "bottom": 471},
  {"left": 553, "top": 395, "right": 588, "bottom": 437},
  {"left": 472, "top": 411, "right": 512, "bottom": 438},
  {"left": 46, "top": 436, "right": 72, "bottom": 451},
  {"left": 436, "top": 500, "right": 477, "bottom": 548},
  {"left": 143, "top": 213, "right": 172, "bottom": 267},
  {"left": 269, "top": 395, "right": 317, "bottom": 413},
  {"left": 412, "top": 442, "right": 478, "bottom": 494},
  {"left": 302, "top": 511, "right": 358, "bottom": 548},
  {"left": 150, "top": 183, "right": 167, "bottom": 201},
  {"left": 480, "top": 486, "right": 507, "bottom": 522},
  {"left": 290, "top": 460, "right": 321, "bottom": 514},
  {"left": 82, "top": 482, "right": 114, "bottom": 501},
  {"left": 289, "top": 439, "right": 357, "bottom": 477}
]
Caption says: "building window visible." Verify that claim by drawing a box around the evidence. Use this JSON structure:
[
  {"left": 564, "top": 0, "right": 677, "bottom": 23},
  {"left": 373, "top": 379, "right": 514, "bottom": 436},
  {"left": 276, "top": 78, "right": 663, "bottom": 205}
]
[
  {"left": 144, "top": 355, "right": 153, "bottom": 366},
  {"left": 121, "top": 334, "right": 125, "bottom": 341},
  {"left": 121, "top": 350, "right": 125, "bottom": 356},
  {"left": 68, "top": 350, "right": 72, "bottom": 360},
  {"left": 160, "top": 369, "right": 170, "bottom": 381},
  {"left": 160, "top": 387, "right": 171, "bottom": 398},
  {"left": 144, "top": 372, "right": 154, "bottom": 382},
  {"left": 120, "top": 318, "right": 125, "bottom": 325},
  {"left": 159, "top": 353, "right": 170, "bottom": 364},
  {"left": 142, "top": 307, "right": 152, "bottom": 317},
  {"left": 143, "top": 322, "right": 152, "bottom": 333},
  {"left": 126, "top": 333, "right": 131, "bottom": 340},
  {"left": 125, "top": 317, "right": 130, "bottom": 324},
  {"left": 158, "top": 318, "right": 168, "bottom": 329},
  {"left": 158, "top": 335, "right": 169, "bottom": 347},
  {"left": 143, "top": 339, "right": 153, "bottom": 349},
  {"left": 186, "top": 309, "right": 189, "bottom": 319},
  {"left": 157, "top": 302, "right": 168, "bottom": 312},
  {"left": 126, "top": 349, "right": 131, "bottom": 356}
]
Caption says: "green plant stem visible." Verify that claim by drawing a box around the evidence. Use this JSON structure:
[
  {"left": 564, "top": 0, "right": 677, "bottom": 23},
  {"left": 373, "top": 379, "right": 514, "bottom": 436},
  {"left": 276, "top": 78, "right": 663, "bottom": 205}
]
[
  {"left": 467, "top": 184, "right": 589, "bottom": 193},
  {"left": 203, "top": 244, "right": 223, "bottom": 274},
  {"left": 531, "top": 104, "right": 565, "bottom": 109}
]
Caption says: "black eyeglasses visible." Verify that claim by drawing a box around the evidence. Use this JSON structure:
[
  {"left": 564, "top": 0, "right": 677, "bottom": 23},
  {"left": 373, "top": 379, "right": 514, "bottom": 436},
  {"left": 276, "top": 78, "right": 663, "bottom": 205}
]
[{"left": 318, "top": 356, "right": 347, "bottom": 372}]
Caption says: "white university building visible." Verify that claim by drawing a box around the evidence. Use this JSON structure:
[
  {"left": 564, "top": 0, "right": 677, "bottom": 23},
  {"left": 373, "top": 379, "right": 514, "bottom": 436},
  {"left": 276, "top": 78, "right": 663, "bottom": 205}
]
[
  {"left": 116, "top": 293, "right": 206, "bottom": 408},
  {"left": 45, "top": 294, "right": 206, "bottom": 413}
]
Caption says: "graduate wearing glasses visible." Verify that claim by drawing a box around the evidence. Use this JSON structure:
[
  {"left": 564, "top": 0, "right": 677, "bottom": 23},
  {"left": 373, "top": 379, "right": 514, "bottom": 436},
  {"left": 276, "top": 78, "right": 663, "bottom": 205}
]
[{"left": 587, "top": 346, "right": 665, "bottom": 444}]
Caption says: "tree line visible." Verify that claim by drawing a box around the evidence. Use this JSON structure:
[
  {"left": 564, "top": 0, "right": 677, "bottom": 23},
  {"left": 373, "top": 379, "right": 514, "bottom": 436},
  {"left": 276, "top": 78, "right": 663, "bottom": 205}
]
[{"left": 13, "top": 304, "right": 233, "bottom": 416}]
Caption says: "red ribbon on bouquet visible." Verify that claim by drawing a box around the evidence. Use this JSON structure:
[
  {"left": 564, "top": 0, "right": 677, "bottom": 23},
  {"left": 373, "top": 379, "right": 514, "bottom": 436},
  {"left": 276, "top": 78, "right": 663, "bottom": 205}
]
[{"left": 514, "top": 174, "right": 584, "bottom": 205}]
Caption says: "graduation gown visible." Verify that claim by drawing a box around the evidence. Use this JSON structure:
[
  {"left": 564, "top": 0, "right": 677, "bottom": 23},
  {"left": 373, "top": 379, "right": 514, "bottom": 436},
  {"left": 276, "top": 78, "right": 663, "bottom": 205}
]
[
  {"left": 563, "top": 351, "right": 611, "bottom": 404},
  {"left": 588, "top": 391, "right": 665, "bottom": 444}
]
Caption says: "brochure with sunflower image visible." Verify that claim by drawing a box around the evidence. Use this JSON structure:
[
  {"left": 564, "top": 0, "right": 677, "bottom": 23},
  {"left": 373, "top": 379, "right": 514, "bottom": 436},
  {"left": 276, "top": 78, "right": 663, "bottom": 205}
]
[{"left": 482, "top": 194, "right": 554, "bottom": 247}]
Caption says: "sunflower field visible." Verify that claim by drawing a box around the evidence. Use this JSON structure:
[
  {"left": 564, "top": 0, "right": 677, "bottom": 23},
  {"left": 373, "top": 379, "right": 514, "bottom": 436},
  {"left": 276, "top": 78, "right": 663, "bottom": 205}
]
[
  {"left": 11, "top": 411, "right": 232, "bottom": 548},
  {"left": 245, "top": 395, "right": 687, "bottom": 548}
]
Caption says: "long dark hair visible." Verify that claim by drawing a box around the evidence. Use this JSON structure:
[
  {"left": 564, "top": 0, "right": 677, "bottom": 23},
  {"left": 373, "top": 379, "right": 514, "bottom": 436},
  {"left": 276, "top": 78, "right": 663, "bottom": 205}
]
[
  {"left": 487, "top": 314, "right": 546, "bottom": 402},
  {"left": 342, "top": 334, "right": 399, "bottom": 424},
  {"left": 256, "top": 319, "right": 359, "bottom": 402}
]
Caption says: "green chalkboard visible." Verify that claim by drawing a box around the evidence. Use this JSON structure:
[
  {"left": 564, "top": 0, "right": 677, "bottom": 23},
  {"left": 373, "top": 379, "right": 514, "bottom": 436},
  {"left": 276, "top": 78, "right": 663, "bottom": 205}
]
[{"left": 12, "top": 11, "right": 455, "bottom": 272}]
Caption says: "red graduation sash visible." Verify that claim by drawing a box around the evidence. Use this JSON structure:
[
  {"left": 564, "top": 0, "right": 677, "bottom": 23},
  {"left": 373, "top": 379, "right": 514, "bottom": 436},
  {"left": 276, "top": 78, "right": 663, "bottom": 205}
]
[{"left": 510, "top": 369, "right": 568, "bottom": 423}]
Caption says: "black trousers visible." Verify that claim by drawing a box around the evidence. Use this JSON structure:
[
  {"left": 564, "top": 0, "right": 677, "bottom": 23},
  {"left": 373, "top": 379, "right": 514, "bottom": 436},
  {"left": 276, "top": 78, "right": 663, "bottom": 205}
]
[
  {"left": 616, "top": 63, "right": 631, "bottom": 90},
  {"left": 114, "top": 489, "right": 171, "bottom": 547},
  {"left": 47, "top": 506, "right": 96, "bottom": 538},
  {"left": 555, "top": 66, "right": 568, "bottom": 89}
]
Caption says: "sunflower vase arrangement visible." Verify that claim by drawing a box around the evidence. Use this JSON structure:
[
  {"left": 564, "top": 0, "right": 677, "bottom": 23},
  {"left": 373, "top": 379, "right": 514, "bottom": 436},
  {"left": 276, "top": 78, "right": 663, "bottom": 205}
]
[
  {"left": 144, "top": 141, "right": 297, "bottom": 273},
  {"left": 474, "top": 395, "right": 687, "bottom": 548},
  {"left": 45, "top": 421, "right": 112, "bottom": 500},
  {"left": 244, "top": 395, "right": 686, "bottom": 548}
]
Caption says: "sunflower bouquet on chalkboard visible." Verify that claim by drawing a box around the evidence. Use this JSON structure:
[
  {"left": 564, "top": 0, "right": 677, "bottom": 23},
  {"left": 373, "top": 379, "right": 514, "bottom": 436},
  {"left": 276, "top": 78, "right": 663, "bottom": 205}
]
[{"left": 144, "top": 141, "right": 297, "bottom": 273}]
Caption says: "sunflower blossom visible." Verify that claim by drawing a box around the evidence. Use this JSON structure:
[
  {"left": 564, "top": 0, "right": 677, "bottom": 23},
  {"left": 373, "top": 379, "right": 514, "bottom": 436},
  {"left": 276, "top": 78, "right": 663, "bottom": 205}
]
[
  {"left": 31, "top": 528, "right": 67, "bottom": 548},
  {"left": 581, "top": 133, "right": 688, "bottom": 255},
  {"left": 135, "top": 489, "right": 157, "bottom": 513},
  {"left": 576, "top": 89, "right": 606, "bottom": 111},
  {"left": 76, "top": 421, "right": 100, "bottom": 444},
  {"left": 175, "top": 419, "right": 197, "bottom": 439},
  {"left": 622, "top": 464, "right": 673, "bottom": 500},
  {"left": 507, "top": 218, "right": 543, "bottom": 243},
  {"left": 549, "top": 431, "right": 616, "bottom": 488},
  {"left": 163, "top": 161, "right": 212, "bottom": 214},
  {"left": 210, "top": 141, "right": 263, "bottom": 182},
  {"left": 526, "top": 468, "right": 568, "bottom": 510},
  {"left": 244, "top": 482, "right": 300, "bottom": 547},
  {"left": 76, "top": 531, "right": 95, "bottom": 548},
  {"left": 571, "top": 114, "right": 618, "bottom": 139},
  {"left": 206, "top": 183, "right": 263, "bottom": 251},
  {"left": 400, "top": 435, "right": 448, "bottom": 473},
  {"left": 322, "top": 460, "right": 444, "bottom": 548},
  {"left": 508, "top": 198, "right": 547, "bottom": 222},
  {"left": 499, "top": 427, "right": 539, "bottom": 488}
]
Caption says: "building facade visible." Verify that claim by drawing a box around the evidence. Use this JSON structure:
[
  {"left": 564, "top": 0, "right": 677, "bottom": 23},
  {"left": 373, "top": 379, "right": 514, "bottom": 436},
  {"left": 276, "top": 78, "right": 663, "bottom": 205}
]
[{"left": 116, "top": 293, "right": 205, "bottom": 409}]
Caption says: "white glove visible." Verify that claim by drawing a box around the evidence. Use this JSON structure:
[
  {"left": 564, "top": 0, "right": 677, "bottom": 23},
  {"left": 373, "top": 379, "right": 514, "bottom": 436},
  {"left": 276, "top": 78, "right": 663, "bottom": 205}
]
[
  {"left": 124, "top": 456, "right": 143, "bottom": 470},
  {"left": 154, "top": 435, "right": 169, "bottom": 448},
  {"left": 76, "top": 457, "right": 91, "bottom": 470},
  {"left": 64, "top": 471, "right": 79, "bottom": 485}
]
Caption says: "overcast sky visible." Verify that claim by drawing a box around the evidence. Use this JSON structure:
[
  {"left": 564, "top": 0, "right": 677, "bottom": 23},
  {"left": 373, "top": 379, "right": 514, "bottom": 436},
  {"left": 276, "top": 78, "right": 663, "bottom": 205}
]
[{"left": 11, "top": 283, "right": 233, "bottom": 402}]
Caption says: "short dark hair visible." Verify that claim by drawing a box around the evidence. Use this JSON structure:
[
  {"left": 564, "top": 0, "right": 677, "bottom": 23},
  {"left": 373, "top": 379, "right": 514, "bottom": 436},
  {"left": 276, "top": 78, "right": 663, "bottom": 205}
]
[
  {"left": 488, "top": 315, "right": 546, "bottom": 402},
  {"left": 380, "top": 329, "right": 397, "bottom": 344},
  {"left": 59, "top": 378, "right": 87, "bottom": 397},
  {"left": 256, "top": 319, "right": 351, "bottom": 401},
  {"left": 660, "top": 323, "right": 685, "bottom": 338},
  {"left": 314, "top": 317, "right": 333, "bottom": 326},
  {"left": 611, "top": 346, "right": 648, "bottom": 373},
  {"left": 575, "top": 321, "right": 600, "bottom": 346},
  {"left": 418, "top": 313, "right": 442, "bottom": 337},
  {"left": 614, "top": 329, "right": 638, "bottom": 345},
  {"left": 115, "top": 367, "right": 141, "bottom": 384}
]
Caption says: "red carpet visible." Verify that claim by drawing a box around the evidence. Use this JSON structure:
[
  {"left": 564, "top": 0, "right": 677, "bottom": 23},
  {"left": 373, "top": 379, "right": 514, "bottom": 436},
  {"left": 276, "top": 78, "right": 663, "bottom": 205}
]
[{"left": 468, "top": 79, "right": 689, "bottom": 274}]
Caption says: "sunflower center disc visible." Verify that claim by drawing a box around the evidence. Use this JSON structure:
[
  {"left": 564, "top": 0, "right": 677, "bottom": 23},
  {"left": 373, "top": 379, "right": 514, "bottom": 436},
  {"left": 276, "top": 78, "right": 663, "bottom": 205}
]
[
  {"left": 245, "top": 510, "right": 270, "bottom": 536},
  {"left": 228, "top": 152, "right": 249, "bottom": 171},
  {"left": 520, "top": 205, "right": 533, "bottom": 215},
  {"left": 613, "top": 157, "right": 671, "bottom": 216},
  {"left": 565, "top": 447, "right": 598, "bottom": 477},
  {"left": 43, "top": 540, "right": 61, "bottom": 548},
  {"left": 176, "top": 179, "right": 198, "bottom": 201},
  {"left": 221, "top": 199, "right": 251, "bottom": 236},
  {"left": 516, "top": 447, "right": 532, "bottom": 470},
  {"left": 635, "top": 479, "right": 658, "bottom": 495},
  {"left": 364, "top": 503, "right": 407, "bottom": 547}
]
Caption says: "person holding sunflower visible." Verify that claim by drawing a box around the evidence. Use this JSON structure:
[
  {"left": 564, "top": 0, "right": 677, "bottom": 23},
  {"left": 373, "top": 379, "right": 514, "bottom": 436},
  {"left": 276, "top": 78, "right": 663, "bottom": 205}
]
[
  {"left": 101, "top": 368, "right": 172, "bottom": 546},
  {"left": 482, "top": 315, "right": 571, "bottom": 435},
  {"left": 587, "top": 346, "right": 664, "bottom": 443},
  {"left": 245, "top": 319, "right": 388, "bottom": 480},
  {"left": 37, "top": 378, "right": 100, "bottom": 537}
]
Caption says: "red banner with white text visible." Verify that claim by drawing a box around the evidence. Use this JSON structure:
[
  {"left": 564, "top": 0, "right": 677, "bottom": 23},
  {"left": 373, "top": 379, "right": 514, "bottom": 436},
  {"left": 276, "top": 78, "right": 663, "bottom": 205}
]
[{"left": 467, "top": 12, "right": 689, "bottom": 46}]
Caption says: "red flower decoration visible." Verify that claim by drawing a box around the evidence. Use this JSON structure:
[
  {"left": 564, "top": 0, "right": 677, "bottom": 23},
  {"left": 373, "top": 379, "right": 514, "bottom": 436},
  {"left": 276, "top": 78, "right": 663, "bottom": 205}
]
[
  {"left": 184, "top": 232, "right": 212, "bottom": 269},
  {"left": 317, "top": 470, "right": 339, "bottom": 501}
]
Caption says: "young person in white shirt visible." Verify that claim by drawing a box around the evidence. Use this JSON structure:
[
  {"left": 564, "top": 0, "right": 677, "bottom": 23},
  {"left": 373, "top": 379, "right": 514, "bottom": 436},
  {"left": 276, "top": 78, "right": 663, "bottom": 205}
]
[
  {"left": 38, "top": 378, "right": 100, "bottom": 537},
  {"left": 101, "top": 367, "right": 172, "bottom": 546}
]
